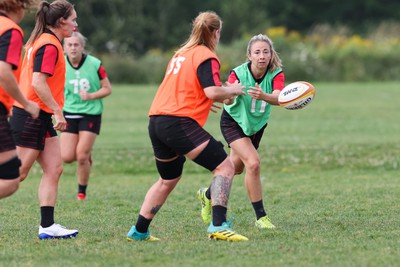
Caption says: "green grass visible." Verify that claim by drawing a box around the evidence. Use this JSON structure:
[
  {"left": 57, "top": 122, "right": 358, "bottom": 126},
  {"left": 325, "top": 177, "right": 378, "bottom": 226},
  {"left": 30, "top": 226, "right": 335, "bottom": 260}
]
[{"left": 0, "top": 82, "right": 399, "bottom": 267}]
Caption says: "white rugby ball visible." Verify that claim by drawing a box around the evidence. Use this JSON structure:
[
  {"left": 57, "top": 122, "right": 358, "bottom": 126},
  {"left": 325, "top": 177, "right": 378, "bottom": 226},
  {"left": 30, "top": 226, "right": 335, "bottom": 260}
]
[{"left": 278, "top": 81, "right": 316, "bottom": 110}]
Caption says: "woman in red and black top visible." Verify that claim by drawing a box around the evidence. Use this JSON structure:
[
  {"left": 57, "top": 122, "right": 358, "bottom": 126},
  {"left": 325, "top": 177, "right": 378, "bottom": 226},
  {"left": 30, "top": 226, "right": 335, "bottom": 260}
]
[
  {"left": 10, "top": 0, "right": 79, "bottom": 240},
  {"left": 0, "top": 0, "right": 39, "bottom": 200}
]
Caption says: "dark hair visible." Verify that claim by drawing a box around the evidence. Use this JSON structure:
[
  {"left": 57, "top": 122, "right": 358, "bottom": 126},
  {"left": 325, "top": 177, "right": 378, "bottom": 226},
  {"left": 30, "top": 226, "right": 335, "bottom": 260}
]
[
  {"left": 26, "top": 0, "right": 74, "bottom": 46},
  {"left": 176, "top": 11, "right": 222, "bottom": 54},
  {"left": 0, "top": 0, "right": 34, "bottom": 14}
]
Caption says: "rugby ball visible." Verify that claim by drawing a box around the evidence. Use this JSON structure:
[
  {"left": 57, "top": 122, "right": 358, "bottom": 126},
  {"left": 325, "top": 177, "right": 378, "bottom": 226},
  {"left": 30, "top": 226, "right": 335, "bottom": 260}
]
[{"left": 278, "top": 81, "right": 315, "bottom": 110}]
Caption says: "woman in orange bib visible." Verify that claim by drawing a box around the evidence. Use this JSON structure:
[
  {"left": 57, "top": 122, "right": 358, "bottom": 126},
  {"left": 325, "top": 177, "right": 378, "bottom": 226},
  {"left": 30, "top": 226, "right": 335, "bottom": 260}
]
[
  {"left": 10, "top": 0, "right": 79, "bottom": 240},
  {"left": 126, "top": 11, "right": 248, "bottom": 242}
]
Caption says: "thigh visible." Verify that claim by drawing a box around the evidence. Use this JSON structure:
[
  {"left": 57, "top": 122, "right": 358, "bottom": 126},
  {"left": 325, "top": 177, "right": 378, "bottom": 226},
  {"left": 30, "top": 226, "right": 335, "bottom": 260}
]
[
  {"left": 37, "top": 136, "right": 62, "bottom": 172},
  {"left": 60, "top": 132, "right": 78, "bottom": 160},
  {"left": 76, "top": 131, "right": 97, "bottom": 154},
  {"left": 230, "top": 137, "right": 259, "bottom": 164}
]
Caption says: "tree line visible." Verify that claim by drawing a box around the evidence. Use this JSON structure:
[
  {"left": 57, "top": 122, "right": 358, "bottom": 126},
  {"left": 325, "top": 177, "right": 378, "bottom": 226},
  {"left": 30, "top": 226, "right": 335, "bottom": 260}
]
[{"left": 20, "top": 0, "right": 400, "bottom": 56}]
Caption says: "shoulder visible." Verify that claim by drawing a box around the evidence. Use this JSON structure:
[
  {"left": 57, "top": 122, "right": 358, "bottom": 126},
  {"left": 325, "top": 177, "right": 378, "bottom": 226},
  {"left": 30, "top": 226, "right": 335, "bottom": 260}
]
[{"left": 86, "top": 54, "right": 102, "bottom": 65}]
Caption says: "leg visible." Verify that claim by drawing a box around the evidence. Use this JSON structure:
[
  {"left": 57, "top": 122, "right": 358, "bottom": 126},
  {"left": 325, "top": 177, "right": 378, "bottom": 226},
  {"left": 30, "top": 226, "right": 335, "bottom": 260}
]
[
  {"left": 127, "top": 156, "right": 182, "bottom": 241},
  {"left": 36, "top": 137, "right": 79, "bottom": 239},
  {"left": 139, "top": 175, "right": 180, "bottom": 219},
  {"left": 60, "top": 132, "right": 78, "bottom": 163},
  {"left": 17, "top": 146, "right": 40, "bottom": 182},
  {"left": 0, "top": 150, "right": 20, "bottom": 199},
  {"left": 75, "top": 131, "right": 97, "bottom": 189},
  {"left": 189, "top": 140, "right": 248, "bottom": 241},
  {"left": 230, "top": 138, "right": 275, "bottom": 229},
  {"left": 230, "top": 138, "right": 262, "bottom": 203},
  {"left": 187, "top": 140, "right": 235, "bottom": 209},
  {"left": 36, "top": 136, "right": 63, "bottom": 207}
]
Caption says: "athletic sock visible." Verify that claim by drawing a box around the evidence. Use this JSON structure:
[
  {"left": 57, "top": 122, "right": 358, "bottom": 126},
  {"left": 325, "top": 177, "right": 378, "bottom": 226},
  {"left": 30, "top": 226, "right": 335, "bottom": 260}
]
[
  {"left": 252, "top": 200, "right": 267, "bottom": 220},
  {"left": 212, "top": 205, "right": 227, "bottom": 226},
  {"left": 135, "top": 214, "right": 152, "bottom": 233},
  {"left": 78, "top": 184, "right": 87, "bottom": 194},
  {"left": 40, "top": 206, "right": 55, "bottom": 228}
]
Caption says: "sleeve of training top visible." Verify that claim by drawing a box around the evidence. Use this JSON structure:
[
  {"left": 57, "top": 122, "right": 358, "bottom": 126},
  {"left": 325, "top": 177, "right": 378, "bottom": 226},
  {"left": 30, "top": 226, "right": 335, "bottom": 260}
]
[
  {"left": 272, "top": 72, "right": 285, "bottom": 90},
  {"left": 197, "top": 58, "right": 223, "bottom": 88},
  {"left": 98, "top": 64, "right": 107, "bottom": 80},
  {"left": 227, "top": 71, "right": 239, "bottom": 84},
  {"left": 0, "top": 29, "right": 23, "bottom": 69},
  {"left": 33, "top": 44, "right": 58, "bottom": 76}
]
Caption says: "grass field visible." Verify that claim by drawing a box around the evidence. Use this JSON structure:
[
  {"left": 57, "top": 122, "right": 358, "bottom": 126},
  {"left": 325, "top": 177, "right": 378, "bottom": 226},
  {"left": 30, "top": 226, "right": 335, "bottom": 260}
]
[{"left": 0, "top": 82, "right": 399, "bottom": 267}]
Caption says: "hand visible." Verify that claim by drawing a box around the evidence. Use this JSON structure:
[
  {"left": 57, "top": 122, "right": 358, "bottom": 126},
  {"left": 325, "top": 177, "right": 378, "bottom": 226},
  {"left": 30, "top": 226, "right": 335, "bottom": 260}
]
[
  {"left": 247, "top": 83, "right": 264, "bottom": 100},
  {"left": 24, "top": 100, "right": 40, "bottom": 119},
  {"left": 80, "top": 91, "right": 91, "bottom": 101},
  {"left": 52, "top": 110, "right": 67, "bottom": 131},
  {"left": 226, "top": 80, "right": 245, "bottom": 96},
  {"left": 210, "top": 102, "right": 222, "bottom": 113}
]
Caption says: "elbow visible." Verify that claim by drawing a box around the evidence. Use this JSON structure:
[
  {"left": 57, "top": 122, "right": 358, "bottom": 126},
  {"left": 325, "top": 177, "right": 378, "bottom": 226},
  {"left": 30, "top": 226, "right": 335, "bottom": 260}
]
[{"left": 105, "top": 88, "right": 112, "bottom": 97}]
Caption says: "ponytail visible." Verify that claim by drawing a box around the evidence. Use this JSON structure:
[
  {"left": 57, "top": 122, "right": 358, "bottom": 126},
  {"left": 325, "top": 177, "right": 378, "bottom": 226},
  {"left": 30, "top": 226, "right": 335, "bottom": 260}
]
[
  {"left": 26, "top": 0, "right": 74, "bottom": 47},
  {"left": 176, "top": 11, "right": 221, "bottom": 55}
]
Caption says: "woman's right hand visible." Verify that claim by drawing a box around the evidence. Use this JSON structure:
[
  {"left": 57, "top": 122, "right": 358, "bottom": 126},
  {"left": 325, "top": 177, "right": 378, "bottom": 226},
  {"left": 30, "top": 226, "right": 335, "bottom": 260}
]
[
  {"left": 53, "top": 110, "right": 67, "bottom": 131},
  {"left": 24, "top": 100, "right": 40, "bottom": 119}
]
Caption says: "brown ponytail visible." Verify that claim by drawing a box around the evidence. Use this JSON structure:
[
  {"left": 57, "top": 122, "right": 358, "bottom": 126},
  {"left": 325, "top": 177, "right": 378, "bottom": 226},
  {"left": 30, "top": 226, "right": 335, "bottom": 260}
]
[
  {"left": 26, "top": 0, "right": 74, "bottom": 46},
  {"left": 176, "top": 11, "right": 222, "bottom": 55}
]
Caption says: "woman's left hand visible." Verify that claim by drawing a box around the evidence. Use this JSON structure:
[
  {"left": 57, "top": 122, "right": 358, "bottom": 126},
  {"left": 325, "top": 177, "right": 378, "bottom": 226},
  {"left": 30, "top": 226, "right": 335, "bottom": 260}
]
[{"left": 247, "top": 83, "right": 264, "bottom": 100}]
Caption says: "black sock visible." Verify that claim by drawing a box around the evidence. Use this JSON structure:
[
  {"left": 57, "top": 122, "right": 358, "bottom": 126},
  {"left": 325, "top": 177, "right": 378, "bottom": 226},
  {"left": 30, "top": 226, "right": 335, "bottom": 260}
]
[
  {"left": 135, "top": 214, "right": 152, "bottom": 233},
  {"left": 212, "top": 206, "right": 227, "bottom": 226},
  {"left": 40, "top": 206, "right": 55, "bottom": 228},
  {"left": 78, "top": 184, "right": 87, "bottom": 194},
  {"left": 252, "top": 200, "right": 267, "bottom": 220}
]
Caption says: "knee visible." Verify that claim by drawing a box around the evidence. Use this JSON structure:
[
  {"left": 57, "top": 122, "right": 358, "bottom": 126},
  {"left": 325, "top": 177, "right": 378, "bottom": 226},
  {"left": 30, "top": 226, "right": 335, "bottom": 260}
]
[
  {"left": 19, "top": 167, "right": 29, "bottom": 182},
  {"left": 159, "top": 177, "right": 180, "bottom": 193},
  {"left": 214, "top": 158, "right": 235, "bottom": 179},
  {"left": 62, "top": 156, "right": 74, "bottom": 164},
  {"left": 44, "top": 163, "right": 63, "bottom": 178},
  {"left": 56, "top": 164, "right": 64, "bottom": 177},
  {"left": 245, "top": 158, "right": 260, "bottom": 175},
  {"left": 76, "top": 150, "right": 91, "bottom": 165},
  {"left": 76, "top": 154, "right": 89, "bottom": 165},
  {"left": 235, "top": 165, "right": 244, "bottom": 175},
  {"left": 61, "top": 152, "right": 75, "bottom": 163}
]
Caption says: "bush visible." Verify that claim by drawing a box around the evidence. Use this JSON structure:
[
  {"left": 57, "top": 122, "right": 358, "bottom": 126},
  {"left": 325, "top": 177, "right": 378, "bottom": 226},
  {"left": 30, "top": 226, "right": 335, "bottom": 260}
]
[{"left": 101, "top": 23, "right": 400, "bottom": 84}]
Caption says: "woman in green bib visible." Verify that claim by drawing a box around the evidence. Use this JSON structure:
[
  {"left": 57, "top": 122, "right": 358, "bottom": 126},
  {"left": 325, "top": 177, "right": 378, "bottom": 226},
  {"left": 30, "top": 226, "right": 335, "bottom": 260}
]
[
  {"left": 60, "top": 31, "right": 112, "bottom": 200},
  {"left": 197, "top": 34, "right": 284, "bottom": 229}
]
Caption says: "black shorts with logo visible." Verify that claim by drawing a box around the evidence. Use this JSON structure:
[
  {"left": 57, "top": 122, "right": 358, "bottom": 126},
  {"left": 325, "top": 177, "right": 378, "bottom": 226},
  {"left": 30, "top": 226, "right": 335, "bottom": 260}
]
[
  {"left": 63, "top": 111, "right": 101, "bottom": 135},
  {"left": 148, "top": 115, "right": 212, "bottom": 159},
  {"left": 10, "top": 106, "right": 57, "bottom": 151},
  {"left": 220, "top": 109, "right": 267, "bottom": 149}
]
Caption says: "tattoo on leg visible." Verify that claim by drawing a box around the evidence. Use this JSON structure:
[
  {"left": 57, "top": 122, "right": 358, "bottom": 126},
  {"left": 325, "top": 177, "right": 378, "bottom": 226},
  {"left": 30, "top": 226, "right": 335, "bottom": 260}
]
[
  {"left": 210, "top": 175, "right": 232, "bottom": 207},
  {"left": 150, "top": 204, "right": 162, "bottom": 215}
]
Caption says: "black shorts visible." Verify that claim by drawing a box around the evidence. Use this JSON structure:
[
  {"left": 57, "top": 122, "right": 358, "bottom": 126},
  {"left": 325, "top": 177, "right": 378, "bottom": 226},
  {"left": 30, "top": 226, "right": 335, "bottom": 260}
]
[
  {"left": 0, "top": 103, "right": 15, "bottom": 153},
  {"left": 220, "top": 109, "right": 267, "bottom": 149},
  {"left": 63, "top": 112, "right": 101, "bottom": 135},
  {"left": 148, "top": 115, "right": 212, "bottom": 159},
  {"left": 10, "top": 106, "right": 57, "bottom": 151}
]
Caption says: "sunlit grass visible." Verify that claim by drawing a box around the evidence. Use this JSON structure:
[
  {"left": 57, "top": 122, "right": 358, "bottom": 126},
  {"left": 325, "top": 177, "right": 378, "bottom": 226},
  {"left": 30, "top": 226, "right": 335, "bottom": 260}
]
[{"left": 0, "top": 83, "right": 399, "bottom": 267}]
